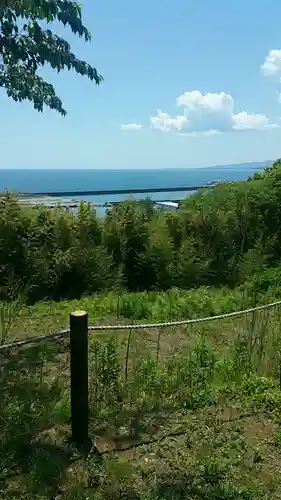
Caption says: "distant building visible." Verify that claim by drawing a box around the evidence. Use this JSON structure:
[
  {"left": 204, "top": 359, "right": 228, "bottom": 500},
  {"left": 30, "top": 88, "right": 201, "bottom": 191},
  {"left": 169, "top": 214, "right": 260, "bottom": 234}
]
[{"left": 154, "top": 201, "right": 179, "bottom": 212}]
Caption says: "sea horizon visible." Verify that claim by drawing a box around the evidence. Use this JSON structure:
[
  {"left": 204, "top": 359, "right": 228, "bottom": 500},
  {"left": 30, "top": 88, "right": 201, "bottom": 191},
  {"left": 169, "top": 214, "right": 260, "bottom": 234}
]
[{"left": 0, "top": 160, "right": 273, "bottom": 171}]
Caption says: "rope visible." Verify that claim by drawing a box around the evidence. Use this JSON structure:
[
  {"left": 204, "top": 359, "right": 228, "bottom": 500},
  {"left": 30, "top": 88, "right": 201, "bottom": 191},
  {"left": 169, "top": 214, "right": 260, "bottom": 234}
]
[
  {"left": 1, "top": 299, "right": 281, "bottom": 351},
  {"left": 0, "top": 329, "right": 69, "bottom": 351},
  {"left": 88, "top": 299, "right": 281, "bottom": 331}
]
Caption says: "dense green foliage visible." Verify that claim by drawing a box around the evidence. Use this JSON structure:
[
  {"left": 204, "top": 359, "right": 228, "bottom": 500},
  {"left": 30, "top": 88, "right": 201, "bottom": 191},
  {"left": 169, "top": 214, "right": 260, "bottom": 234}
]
[
  {"left": 2, "top": 159, "right": 281, "bottom": 302},
  {"left": 0, "top": 0, "right": 102, "bottom": 114}
]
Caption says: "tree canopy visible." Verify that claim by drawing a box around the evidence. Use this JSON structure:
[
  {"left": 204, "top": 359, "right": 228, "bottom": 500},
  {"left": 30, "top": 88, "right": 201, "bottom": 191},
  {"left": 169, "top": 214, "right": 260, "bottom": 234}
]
[{"left": 0, "top": 0, "right": 103, "bottom": 114}]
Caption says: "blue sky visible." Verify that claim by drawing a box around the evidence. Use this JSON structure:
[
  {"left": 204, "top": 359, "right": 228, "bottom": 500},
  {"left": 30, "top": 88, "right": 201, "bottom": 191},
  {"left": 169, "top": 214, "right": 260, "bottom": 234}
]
[{"left": 2, "top": 0, "right": 281, "bottom": 168}]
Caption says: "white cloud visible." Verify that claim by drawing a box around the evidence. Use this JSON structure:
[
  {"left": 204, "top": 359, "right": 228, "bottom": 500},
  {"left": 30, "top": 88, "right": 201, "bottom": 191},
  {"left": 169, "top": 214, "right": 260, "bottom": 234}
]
[
  {"left": 121, "top": 123, "right": 143, "bottom": 130},
  {"left": 261, "top": 49, "right": 281, "bottom": 77},
  {"left": 177, "top": 91, "right": 234, "bottom": 114},
  {"left": 261, "top": 50, "right": 281, "bottom": 106},
  {"left": 177, "top": 129, "right": 220, "bottom": 138},
  {"left": 177, "top": 91, "right": 234, "bottom": 132},
  {"left": 150, "top": 90, "right": 277, "bottom": 134},
  {"left": 150, "top": 110, "right": 187, "bottom": 132},
  {"left": 233, "top": 112, "right": 278, "bottom": 131}
]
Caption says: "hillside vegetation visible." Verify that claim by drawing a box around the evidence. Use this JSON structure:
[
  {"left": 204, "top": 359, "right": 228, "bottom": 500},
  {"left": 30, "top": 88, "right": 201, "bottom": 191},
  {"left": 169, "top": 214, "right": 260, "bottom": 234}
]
[
  {"left": 2, "top": 290, "right": 281, "bottom": 499},
  {"left": 2, "top": 161, "right": 281, "bottom": 499},
  {"left": 2, "top": 159, "right": 281, "bottom": 303}
]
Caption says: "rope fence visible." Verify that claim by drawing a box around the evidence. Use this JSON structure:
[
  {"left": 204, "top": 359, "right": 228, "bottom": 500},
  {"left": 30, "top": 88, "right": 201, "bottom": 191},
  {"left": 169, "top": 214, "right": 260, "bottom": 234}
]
[
  {"left": 1, "top": 298, "right": 281, "bottom": 351},
  {"left": 2, "top": 298, "right": 281, "bottom": 453}
]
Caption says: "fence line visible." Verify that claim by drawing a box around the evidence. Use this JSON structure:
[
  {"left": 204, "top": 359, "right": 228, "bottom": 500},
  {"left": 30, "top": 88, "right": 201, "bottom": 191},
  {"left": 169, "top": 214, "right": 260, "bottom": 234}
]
[
  {"left": 1, "top": 298, "right": 281, "bottom": 352},
  {"left": 2, "top": 300, "right": 281, "bottom": 453},
  {"left": 88, "top": 299, "right": 281, "bottom": 331},
  {"left": 0, "top": 329, "right": 69, "bottom": 351}
]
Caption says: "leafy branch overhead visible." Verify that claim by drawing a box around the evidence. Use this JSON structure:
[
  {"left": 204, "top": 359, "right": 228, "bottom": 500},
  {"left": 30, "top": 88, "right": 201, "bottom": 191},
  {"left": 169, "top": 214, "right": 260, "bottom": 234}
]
[{"left": 0, "top": 0, "right": 103, "bottom": 114}]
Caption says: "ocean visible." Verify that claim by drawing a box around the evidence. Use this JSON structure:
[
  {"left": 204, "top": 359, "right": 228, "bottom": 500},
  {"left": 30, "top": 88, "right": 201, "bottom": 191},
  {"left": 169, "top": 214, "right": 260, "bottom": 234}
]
[
  {"left": 0, "top": 162, "right": 269, "bottom": 208},
  {"left": 0, "top": 162, "right": 271, "bottom": 198}
]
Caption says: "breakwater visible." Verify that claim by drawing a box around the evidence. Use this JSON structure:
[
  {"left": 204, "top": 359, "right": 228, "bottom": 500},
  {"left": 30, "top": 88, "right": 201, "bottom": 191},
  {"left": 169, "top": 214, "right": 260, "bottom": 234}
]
[{"left": 22, "top": 185, "right": 208, "bottom": 198}]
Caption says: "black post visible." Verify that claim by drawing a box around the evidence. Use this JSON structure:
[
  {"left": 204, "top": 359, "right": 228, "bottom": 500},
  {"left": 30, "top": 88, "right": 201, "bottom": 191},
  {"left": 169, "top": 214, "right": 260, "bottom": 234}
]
[{"left": 70, "top": 310, "right": 90, "bottom": 452}]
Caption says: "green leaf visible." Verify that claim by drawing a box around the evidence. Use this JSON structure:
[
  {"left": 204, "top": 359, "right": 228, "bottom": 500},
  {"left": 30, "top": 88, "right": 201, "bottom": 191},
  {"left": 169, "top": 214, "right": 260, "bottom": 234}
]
[{"left": 0, "top": 0, "right": 103, "bottom": 115}]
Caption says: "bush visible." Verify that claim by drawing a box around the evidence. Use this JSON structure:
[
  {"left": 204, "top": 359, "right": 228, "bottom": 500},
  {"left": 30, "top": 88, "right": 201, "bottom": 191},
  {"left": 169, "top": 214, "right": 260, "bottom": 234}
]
[{"left": 0, "top": 195, "right": 120, "bottom": 302}]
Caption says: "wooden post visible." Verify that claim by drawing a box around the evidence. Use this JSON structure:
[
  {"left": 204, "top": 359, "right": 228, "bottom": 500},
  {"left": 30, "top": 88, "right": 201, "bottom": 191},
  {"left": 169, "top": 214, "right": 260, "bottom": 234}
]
[{"left": 70, "top": 310, "right": 90, "bottom": 452}]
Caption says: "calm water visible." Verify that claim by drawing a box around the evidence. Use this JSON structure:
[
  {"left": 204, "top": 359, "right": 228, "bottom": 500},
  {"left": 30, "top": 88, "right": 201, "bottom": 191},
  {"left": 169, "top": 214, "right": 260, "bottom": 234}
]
[{"left": 0, "top": 162, "right": 269, "bottom": 206}]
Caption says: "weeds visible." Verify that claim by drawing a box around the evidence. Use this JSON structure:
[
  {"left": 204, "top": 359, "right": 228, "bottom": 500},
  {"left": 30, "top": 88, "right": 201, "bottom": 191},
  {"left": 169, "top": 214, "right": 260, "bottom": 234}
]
[
  {"left": 2, "top": 291, "right": 281, "bottom": 498},
  {"left": 0, "top": 285, "right": 27, "bottom": 346}
]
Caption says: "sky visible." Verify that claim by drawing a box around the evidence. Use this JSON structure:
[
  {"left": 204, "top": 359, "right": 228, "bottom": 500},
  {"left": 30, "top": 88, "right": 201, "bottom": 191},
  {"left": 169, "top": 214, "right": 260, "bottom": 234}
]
[{"left": 2, "top": 0, "right": 281, "bottom": 169}]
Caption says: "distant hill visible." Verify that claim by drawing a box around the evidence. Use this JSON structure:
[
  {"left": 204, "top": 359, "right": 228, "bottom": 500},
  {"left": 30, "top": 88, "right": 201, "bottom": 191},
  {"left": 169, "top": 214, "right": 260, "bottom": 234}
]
[{"left": 207, "top": 160, "right": 273, "bottom": 169}]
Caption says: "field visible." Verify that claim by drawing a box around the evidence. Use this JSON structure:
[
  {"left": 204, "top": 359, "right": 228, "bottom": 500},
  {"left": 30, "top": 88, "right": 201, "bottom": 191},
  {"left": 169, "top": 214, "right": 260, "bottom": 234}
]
[{"left": 2, "top": 289, "right": 281, "bottom": 499}]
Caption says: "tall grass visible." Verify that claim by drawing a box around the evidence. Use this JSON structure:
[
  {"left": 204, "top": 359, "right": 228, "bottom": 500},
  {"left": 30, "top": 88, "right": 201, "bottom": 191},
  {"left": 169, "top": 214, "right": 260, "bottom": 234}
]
[
  {"left": 2, "top": 291, "right": 281, "bottom": 498},
  {"left": 84, "top": 304, "right": 281, "bottom": 438},
  {"left": 0, "top": 283, "right": 27, "bottom": 345}
]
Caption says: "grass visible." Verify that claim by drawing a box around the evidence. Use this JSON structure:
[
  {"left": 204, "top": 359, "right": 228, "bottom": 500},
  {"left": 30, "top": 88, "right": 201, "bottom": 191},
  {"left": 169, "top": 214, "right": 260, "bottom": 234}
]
[
  {"left": 0, "top": 285, "right": 268, "bottom": 337},
  {"left": 1, "top": 288, "right": 281, "bottom": 498}
]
